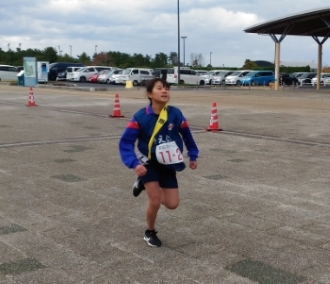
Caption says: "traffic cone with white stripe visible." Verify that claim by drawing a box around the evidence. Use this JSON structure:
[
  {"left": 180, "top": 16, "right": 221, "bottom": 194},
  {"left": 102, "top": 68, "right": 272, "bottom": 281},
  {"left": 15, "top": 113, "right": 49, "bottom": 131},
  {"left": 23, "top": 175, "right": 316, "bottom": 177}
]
[
  {"left": 206, "top": 102, "right": 222, "bottom": 131},
  {"left": 109, "top": 93, "right": 124, "bottom": 118},
  {"left": 26, "top": 87, "right": 37, "bottom": 107}
]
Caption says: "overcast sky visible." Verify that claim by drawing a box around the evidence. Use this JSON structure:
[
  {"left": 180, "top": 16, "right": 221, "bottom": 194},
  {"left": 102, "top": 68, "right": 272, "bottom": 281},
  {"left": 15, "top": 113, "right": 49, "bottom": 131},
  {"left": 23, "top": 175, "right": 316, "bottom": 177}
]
[{"left": 1, "top": 0, "right": 330, "bottom": 67}]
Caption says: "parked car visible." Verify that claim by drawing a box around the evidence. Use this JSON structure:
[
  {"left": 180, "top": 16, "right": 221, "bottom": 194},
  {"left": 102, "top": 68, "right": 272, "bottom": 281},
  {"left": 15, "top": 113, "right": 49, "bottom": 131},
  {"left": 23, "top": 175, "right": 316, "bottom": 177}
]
[
  {"left": 56, "top": 70, "right": 67, "bottom": 81},
  {"left": 225, "top": 70, "right": 251, "bottom": 85},
  {"left": 0, "top": 65, "right": 18, "bottom": 81},
  {"left": 48, "top": 62, "right": 84, "bottom": 81},
  {"left": 66, "top": 66, "right": 84, "bottom": 81},
  {"left": 166, "top": 67, "right": 205, "bottom": 85},
  {"left": 195, "top": 70, "right": 208, "bottom": 76},
  {"left": 109, "top": 69, "right": 124, "bottom": 84},
  {"left": 279, "top": 73, "right": 299, "bottom": 86},
  {"left": 297, "top": 72, "right": 317, "bottom": 85},
  {"left": 311, "top": 73, "right": 330, "bottom": 86},
  {"left": 88, "top": 70, "right": 108, "bottom": 83},
  {"left": 237, "top": 71, "right": 275, "bottom": 86},
  {"left": 69, "top": 66, "right": 114, "bottom": 82},
  {"left": 204, "top": 71, "right": 216, "bottom": 85},
  {"left": 97, "top": 69, "right": 122, "bottom": 84},
  {"left": 120, "top": 68, "right": 154, "bottom": 86},
  {"left": 212, "top": 71, "right": 234, "bottom": 85},
  {"left": 152, "top": 68, "right": 168, "bottom": 80}
]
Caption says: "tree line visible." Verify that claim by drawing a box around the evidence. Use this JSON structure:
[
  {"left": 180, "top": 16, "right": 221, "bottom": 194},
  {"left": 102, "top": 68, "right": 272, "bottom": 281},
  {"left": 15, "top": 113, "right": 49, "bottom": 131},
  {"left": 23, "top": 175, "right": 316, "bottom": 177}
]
[
  {"left": 0, "top": 46, "right": 313, "bottom": 72},
  {"left": 0, "top": 46, "right": 214, "bottom": 69}
]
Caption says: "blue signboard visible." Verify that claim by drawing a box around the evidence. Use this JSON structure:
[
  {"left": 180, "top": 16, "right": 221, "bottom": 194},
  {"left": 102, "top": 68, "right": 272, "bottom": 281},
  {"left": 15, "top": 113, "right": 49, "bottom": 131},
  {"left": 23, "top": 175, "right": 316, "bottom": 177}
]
[{"left": 23, "top": 57, "right": 37, "bottom": 87}]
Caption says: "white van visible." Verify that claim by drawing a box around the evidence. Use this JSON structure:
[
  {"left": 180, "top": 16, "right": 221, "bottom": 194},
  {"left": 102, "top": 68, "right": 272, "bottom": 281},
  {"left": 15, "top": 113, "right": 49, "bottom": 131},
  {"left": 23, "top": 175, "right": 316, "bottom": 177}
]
[
  {"left": 0, "top": 65, "right": 18, "bottom": 81},
  {"left": 70, "top": 66, "right": 114, "bottom": 82},
  {"left": 66, "top": 66, "right": 83, "bottom": 81},
  {"left": 225, "top": 70, "right": 252, "bottom": 85},
  {"left": 167, "top": 67, "right": 204, "bottom": 85},
  {"left": 119, "top": 68, "right": 154, "bottom": 86}
]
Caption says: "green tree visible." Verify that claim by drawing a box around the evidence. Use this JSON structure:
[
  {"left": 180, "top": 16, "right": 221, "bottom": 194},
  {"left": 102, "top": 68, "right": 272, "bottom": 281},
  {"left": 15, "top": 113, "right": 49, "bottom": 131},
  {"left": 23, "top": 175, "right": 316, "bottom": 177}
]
[
  {"left": 43, "top": 47, "right": 58, "bottom": 63},
  {"left": 169, "top": 52, "right": 178, "bottom": 65},
  {"left": 152, "top": 52, "right": 168, "bottom": 68},
  {"left": 77, "top": 52, "right": 92, "bottom": 65},
  {"left": 242, "top": 59, "right": 258, "bottom": 69}
]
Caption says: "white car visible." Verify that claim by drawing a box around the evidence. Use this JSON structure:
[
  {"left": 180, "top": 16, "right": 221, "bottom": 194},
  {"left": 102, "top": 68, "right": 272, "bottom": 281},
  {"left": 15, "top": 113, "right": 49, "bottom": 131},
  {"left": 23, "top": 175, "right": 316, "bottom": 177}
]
[
  {"left": 119, "top": 68, "right": 154, "bottom": 86},
  {"left": 225, "top": 70, "right": 251, "bottom": 85},
  {"left": 202, "top": 71, "right": 216, "bottom": 85},
  {"left": 311, "top": 73, "right": 330, "bottom": 86},
  {"left": 69, "top": 66, "right": 113, "bottom": 82}
]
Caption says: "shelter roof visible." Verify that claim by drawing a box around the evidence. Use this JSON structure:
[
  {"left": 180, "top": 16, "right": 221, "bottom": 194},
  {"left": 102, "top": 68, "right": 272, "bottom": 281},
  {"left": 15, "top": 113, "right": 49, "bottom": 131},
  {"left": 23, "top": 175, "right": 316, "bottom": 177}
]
[{"left": 244, "top": 7, "right": 330, "bottom": 37}]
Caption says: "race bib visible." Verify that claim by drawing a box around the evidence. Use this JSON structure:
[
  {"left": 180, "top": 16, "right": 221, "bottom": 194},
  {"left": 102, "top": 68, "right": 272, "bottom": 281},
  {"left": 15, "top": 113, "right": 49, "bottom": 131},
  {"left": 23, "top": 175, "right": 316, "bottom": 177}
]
[{"left": 155, "top": 141, "right": 183, "bottom": 165}]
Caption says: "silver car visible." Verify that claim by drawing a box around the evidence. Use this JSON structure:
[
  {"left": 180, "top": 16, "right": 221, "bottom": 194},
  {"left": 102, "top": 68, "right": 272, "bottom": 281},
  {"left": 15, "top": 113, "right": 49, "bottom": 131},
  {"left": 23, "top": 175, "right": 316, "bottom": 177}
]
[
  {"left": 98, "top": 69, "right": 121, "bottom": 84},
  {"left": 110, "top": 69, "right": 124, "bottom": 84},
  {"left": 212, "top": 71, "right": 234, "bottom": 85},
  {"left": 225, "top": 70, "right": 252, "bottom": 85}
]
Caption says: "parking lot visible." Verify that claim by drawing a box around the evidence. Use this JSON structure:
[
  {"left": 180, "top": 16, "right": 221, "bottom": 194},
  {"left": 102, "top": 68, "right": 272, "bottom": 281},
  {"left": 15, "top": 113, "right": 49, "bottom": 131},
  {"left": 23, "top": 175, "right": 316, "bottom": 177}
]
[{"left": 0, "top": 85, "right": 330, "bottom": 284}]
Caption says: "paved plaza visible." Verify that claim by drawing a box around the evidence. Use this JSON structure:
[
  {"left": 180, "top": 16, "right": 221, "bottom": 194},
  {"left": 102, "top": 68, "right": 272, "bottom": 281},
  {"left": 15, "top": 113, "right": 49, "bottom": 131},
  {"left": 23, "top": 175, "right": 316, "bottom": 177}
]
[{"left": 0, "top": 84, "right": 329, "bottom": 284}]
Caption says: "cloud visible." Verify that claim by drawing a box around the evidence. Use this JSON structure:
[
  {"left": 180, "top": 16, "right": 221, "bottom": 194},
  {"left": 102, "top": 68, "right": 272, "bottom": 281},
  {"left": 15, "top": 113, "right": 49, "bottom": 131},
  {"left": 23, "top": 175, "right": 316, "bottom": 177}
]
[{"left": 1, "top": 0, "right": 330, "bottom": 67}]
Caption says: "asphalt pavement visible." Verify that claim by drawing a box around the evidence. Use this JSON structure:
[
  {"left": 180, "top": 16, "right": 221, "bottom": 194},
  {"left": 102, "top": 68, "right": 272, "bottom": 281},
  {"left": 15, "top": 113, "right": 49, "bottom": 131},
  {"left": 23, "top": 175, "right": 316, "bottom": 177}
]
[{"left": 0, "top": 85, "right": 329, "bottom": 283}]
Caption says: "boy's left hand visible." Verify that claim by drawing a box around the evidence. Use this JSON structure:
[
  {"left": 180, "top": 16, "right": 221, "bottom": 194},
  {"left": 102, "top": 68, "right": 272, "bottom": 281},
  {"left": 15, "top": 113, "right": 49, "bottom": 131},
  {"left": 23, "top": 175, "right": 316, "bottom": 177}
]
[{"left": 189, "top": 161, "right": 197, "bottom": 170}]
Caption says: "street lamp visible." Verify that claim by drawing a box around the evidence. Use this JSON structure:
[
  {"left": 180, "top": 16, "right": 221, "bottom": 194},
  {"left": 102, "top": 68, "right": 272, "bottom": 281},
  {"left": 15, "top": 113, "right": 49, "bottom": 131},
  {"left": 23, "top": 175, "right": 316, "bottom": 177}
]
[
  {"left": 95, "top": 45, "right": 98, "bottom": 54},
  {"left": 181, "top": 36, "right": 187, "bottom": 66},
  {"left": 18, "top": 43, "right": 21, "bottom": 50},
  {"left": 58, "top": 46, "right": 60, "bottom": 55},
  {"left": 7, "top": 43, "right": 10, "bottom": 50},
  {"left": 210, "top": 52, "right": 212, "bottom": 66},
  {"left": 177, "top": 0, "right": 181, "bottom": 84},
  {"left": 69, "top": 45, "right": 72, "bottom": 57}
]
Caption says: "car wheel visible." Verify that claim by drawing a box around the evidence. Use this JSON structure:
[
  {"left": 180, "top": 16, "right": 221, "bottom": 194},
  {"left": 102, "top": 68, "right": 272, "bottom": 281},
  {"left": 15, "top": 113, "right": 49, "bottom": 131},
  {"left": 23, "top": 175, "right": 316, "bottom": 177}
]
[
  {"left": 106, "top": 79, "right": 110, "bottom": 84},
  {"left": 179, "top": 80, "right": 184, "bottom": 85},
  {"left": 133, "top": 80, "right": 139, "bottom": 86},
  {"left": 209, "top": 79, "right": 212, "bottom": 85},
  {"left": 80, "top": 77, "right": 86, "bottom": 83},
  {"left": 199, "top": 80, "right": 205, "bottom": 86}
]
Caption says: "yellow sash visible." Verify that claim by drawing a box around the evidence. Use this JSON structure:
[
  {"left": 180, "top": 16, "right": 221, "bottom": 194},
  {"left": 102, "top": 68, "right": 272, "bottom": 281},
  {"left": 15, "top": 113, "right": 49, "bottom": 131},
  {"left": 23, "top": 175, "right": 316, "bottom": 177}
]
[{"left": 148, "top": 104, "right": 168, "bottom": 159}]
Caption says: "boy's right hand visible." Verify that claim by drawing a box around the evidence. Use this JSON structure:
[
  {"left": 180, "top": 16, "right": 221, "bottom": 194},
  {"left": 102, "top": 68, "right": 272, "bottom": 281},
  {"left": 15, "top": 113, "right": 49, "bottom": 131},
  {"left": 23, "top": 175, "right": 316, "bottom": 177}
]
[{"left": 134, "top": 164, "right": 147, "bottom": 176}]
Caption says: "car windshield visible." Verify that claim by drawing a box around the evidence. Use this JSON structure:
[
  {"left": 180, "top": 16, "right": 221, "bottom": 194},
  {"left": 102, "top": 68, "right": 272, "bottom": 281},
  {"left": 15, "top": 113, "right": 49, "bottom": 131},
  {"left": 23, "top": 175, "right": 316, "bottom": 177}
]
[
  {"left": 299, "top": 73, "right": 313, "bottom": 78},
  {"left": 245, "top": 71, "right": 257, "bottom": 77},
  {"left": 230, "top": 71, "right": 241, "bottom": 76},
  {"left": 123, "top": 69, "right": 132, "bottom": 75}
]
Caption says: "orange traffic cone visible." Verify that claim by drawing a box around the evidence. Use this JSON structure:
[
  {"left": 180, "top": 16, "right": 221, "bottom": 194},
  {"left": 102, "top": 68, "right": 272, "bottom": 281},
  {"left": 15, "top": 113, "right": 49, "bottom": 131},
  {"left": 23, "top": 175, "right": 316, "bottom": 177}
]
[
  {"left": 109, "top": 93, "right": 124, "bottom": 118},
  {"left": 26, "top": 87, "right": 37, "bottom": 107},
  {"left": 206, "top": 102, "right": 222, "bottom": 131}
]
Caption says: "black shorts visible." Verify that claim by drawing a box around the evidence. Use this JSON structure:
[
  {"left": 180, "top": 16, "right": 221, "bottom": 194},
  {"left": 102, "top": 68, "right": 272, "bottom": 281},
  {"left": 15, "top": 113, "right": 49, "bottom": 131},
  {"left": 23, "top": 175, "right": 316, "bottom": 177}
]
[{"left": 140, "top": 162, "right": 178, "bottom": 189}]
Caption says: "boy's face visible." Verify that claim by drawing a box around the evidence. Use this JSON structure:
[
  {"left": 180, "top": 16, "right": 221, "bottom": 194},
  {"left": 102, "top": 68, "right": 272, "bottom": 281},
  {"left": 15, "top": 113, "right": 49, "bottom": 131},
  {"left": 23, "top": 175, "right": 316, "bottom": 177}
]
[{"left": 148, "top": 81, "right": 170, "bottom": 104}]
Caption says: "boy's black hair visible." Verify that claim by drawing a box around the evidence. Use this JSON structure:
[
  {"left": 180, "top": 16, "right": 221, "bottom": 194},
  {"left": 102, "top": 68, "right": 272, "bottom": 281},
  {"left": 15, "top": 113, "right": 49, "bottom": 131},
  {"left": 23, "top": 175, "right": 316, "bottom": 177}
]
[{"left": 146, "top": 78, "right": 170, "bottom": 94}]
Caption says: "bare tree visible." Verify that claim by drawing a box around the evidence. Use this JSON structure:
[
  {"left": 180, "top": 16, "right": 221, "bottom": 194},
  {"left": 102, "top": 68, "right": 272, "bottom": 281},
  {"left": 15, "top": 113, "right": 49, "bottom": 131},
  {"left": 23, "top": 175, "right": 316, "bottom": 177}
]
[{"left": 190, "top": 53, "right": 205, "bottom": 67}]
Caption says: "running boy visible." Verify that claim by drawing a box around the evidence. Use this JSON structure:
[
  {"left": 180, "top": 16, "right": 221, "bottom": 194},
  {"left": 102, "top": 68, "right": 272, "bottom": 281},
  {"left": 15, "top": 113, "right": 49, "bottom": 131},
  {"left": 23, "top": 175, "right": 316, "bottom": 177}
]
[{"left": 119, "top": 78, "right": 199, "bottom": 247}]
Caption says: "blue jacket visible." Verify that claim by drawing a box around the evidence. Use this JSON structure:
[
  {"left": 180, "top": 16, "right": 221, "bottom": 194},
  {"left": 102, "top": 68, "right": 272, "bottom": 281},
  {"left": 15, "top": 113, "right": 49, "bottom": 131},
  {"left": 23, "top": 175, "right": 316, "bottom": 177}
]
[{"left": 119, "top": 105, "right": 199, "bottom": 171}]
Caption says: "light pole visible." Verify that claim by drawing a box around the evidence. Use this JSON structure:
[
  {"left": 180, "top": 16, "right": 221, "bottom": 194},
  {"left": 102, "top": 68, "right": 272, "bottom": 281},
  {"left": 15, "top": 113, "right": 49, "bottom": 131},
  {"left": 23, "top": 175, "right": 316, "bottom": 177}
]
[
  {"left": 58, "top": 46, "right": 60, "bottom": 55},
  {"left": 18, "top": 43, "right": 21, "bottom": 50},
  {"left": 210, "top": 52, "right": 212, "bottom": 66},
  {"left": 95, "top": 45, "right": 98, "bottom": 55},
  {"left": 7, "top": 43, "right": 10, "bottom": 50},
  {"left": 181, "top": 36, "right": 187, "bottom": 66},
  {"left": 69, "top": 45, "right": 72, "bottom": 57},
  {"left": 177, "top": 0, "right": 181, "bottom": 84}
]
